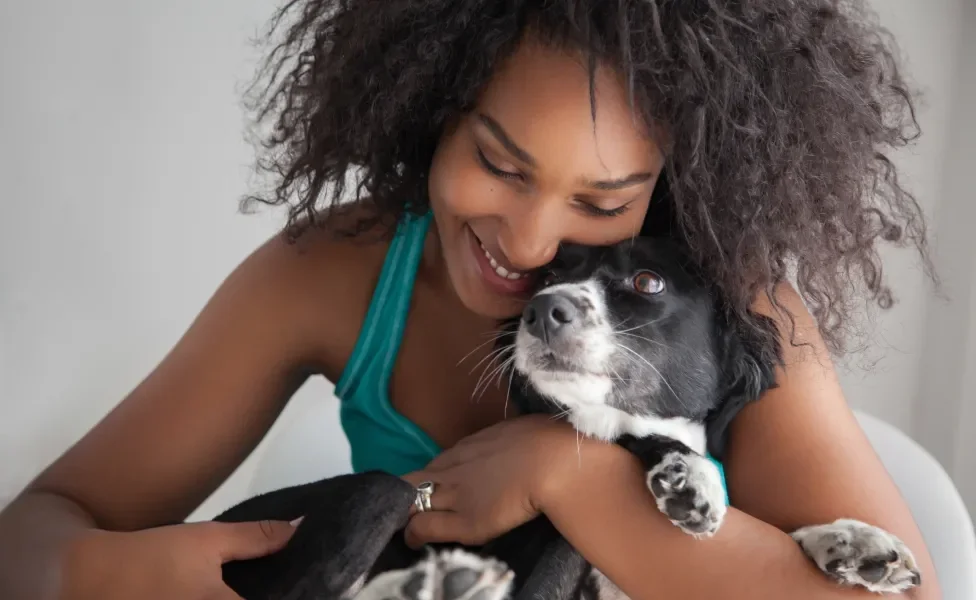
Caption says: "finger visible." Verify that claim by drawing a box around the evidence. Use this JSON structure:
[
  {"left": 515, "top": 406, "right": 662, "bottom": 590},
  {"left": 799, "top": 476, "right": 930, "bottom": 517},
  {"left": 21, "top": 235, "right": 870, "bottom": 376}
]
[
  {"left": 427, "top": 482, "right": 458, "bottom": 512},
  {"left": 410, "top": 481, "right": 460, "bottom": 516},
  {"left": 209, "top": 520, "right": 298, "bottom": 562},
  {"left": 424, "top": 441, "right": 492, "bottom": 472},
  {"left": 400, "top": 471, "right": 428, "bottom": 488},
  {"left": 400, "top": 475, "right": 459, "bottom": 516},
  {"left": 404, "top": 511, "right": 471, "bottom": 549}
]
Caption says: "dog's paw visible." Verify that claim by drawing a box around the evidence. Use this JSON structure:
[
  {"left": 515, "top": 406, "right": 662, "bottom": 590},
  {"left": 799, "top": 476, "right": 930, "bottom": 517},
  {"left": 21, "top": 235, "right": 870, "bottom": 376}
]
[
  {"left": 355, "top": 549, "right": 514, "bottom": 600},
  {"left": 645, "top": 451, "right": 726, "bottom": 538},
  {"left": 791, "top": 518, "right": 921, "bottom": 594}
]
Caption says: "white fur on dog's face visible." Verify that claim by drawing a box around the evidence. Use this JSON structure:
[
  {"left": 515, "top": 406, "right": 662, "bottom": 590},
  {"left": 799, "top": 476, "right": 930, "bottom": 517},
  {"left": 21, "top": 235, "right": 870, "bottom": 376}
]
[
  {"left": 513, "top": 277, "right": 706, "bottom": 453},
  {"left": 513, "top": 279, "right": 615, "bottom": 389}
]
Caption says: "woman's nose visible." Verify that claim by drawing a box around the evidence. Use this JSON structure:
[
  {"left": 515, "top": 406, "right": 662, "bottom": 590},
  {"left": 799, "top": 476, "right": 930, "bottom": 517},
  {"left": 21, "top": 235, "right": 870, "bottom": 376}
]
[{"left": 496, "top": 203, "right": 562, "bottom": 270}]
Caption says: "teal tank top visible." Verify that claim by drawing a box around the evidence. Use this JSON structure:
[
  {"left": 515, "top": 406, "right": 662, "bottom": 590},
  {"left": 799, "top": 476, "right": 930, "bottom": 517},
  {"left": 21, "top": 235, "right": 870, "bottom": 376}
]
[{"left": 334, "top": 211, "right": 729, "bottom": 505}]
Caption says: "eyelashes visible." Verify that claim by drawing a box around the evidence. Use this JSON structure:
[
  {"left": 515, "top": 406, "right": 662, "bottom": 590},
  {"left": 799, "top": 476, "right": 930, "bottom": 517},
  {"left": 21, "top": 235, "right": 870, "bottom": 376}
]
[
  {"left": 578, "top": 203, "right": 631, "bottom": 218},
  {"left": 476, "top": 147, "right": 521, "bottom": 181},
  {"left": 475, "top": 145, "right": 632, "bottom": 219}
]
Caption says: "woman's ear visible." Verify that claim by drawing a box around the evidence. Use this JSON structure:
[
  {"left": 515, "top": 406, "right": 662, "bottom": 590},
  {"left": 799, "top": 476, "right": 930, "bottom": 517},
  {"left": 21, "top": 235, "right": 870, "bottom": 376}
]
[{"left": 704, "top": 312, "right": 783, "bottom": 461}]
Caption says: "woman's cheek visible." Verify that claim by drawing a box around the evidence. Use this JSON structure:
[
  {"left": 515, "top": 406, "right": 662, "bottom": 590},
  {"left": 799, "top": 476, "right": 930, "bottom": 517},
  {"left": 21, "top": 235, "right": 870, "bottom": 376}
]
[{"left": 440, "top": 163, "right": 512, "bottom": 221}]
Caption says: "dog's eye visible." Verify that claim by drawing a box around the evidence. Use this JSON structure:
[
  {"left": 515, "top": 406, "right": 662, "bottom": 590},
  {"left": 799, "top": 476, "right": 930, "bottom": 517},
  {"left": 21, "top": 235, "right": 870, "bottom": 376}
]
[
  {"left": 542, "top": 272, "right": 559, "bottom": 287},
  {"left": 632, "top": 271, "right": 665, "bottom": 294}
]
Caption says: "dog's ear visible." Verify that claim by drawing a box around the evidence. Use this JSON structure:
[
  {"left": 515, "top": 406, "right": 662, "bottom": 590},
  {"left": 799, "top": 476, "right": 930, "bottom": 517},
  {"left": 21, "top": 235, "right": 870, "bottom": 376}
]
[{"left": 705, "top": 311, "right": 783, "bottom": 460}]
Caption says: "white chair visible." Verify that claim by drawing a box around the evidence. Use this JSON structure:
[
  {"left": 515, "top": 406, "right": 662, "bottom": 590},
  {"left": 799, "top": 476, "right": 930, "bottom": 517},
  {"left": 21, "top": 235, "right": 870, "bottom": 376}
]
[
  {"left": 246, "top": 397, "right": 976, "bottom": 600},
  {"left": 852, "top": 411, "right": 976, "bottom": 600}
]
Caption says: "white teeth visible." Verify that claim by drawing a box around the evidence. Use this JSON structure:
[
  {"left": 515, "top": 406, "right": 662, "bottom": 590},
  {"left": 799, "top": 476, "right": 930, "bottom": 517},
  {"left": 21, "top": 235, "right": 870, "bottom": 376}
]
[{"left": 479, "top": 240, "right": 524, "bottom": 280}]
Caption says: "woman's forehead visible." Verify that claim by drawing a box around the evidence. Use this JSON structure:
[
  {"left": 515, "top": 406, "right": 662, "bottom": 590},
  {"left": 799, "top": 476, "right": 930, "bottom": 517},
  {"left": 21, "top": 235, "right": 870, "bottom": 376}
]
[{"left": 473, "top": 40, "right": 663, "bottom": 180}]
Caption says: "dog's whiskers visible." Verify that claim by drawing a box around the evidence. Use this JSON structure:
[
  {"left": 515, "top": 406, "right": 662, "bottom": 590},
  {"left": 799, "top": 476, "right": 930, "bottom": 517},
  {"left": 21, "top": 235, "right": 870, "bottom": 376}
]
[
  {"left": 614, "top": 330, "right": 702, "bottom": 357},
  {"left": 549, "top": 407, "right": 572, "bottom": 421},
  {"left": 576, "top": 427, "right": 582, "bottom": 468},
  {"left": 471, "top": 346, "right": 513, "bottom": 401},
  {"left": 492, "top": 356, "right": 518, "bottom": 398},
  {"left": 468, "top": 345, "right": 511, "bottom": 374},
  {"left": 613, "top": 331, "right": 668, "bottom": 350},
  {"left": 604, "top": 360, "right": 627, "bottom": 385},
  {"left": 614, "top": 318, "right": 664, "bottom": 335},
  {"left": 504, "top": 364, "right": 516, "bottom": 419},
  {"left": 456, "top": 330, "right": 515, "bottom": 367},
  {"left": 613, "top": 342, "right": 687, "bottom": 410},
  {"left": 470, "top": 357, "right": 505, "bottom": 401},
  {"left": 473, "top": 354, "right": 516, "bottom": 403}
]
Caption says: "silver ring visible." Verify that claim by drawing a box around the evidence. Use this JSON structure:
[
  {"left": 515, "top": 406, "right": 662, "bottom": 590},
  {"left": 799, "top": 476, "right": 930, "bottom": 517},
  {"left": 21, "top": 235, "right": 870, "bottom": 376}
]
[{"left": 415, "top": 481, "right": 435, "bottom": 512}]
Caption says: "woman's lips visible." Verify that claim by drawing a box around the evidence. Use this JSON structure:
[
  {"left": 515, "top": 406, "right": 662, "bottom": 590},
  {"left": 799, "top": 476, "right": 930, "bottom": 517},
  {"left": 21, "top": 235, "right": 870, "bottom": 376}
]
[{"left": 467, "top": 227, "right": 536, "bottom": 295}]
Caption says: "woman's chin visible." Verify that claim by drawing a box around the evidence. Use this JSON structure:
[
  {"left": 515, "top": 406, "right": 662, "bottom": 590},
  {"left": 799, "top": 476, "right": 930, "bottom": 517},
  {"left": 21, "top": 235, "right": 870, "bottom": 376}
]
[{"left": 456, "top": 279, "right": 528, "bottom": 320}]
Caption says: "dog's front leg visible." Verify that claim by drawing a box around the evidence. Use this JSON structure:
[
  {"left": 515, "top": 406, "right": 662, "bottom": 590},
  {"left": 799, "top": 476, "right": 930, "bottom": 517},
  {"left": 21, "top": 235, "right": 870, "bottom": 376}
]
[{"left": 618, "top": 435, "right": 726, "bottom": 538}]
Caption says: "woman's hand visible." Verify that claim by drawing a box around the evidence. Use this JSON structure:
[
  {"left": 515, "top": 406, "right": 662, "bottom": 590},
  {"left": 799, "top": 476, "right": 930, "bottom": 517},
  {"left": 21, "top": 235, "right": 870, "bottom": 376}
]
[
  {"left": 60, "top": 520, "right": 298, "bottom": 599},
  {"left": 401, "top": 414, "right": 617, "bottom": 548}
]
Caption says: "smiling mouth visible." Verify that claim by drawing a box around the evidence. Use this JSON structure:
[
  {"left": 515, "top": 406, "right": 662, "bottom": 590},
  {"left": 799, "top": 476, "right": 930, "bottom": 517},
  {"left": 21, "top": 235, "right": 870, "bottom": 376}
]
[
  {"left": 477, "top": 239, "right": 526, "bottom": 280},
  {"left": 467, "top": 227, "right": 536, "bottom": 295}
]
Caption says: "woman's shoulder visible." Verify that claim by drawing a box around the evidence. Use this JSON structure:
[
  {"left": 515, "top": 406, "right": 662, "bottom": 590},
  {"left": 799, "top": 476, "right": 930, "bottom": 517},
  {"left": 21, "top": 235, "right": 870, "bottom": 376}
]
[
  {"left": 259, "top": 202, "right": 392, "bottom": 292},
  {"left": 250, "top": 202, "right": 397, "bottom": 377}
]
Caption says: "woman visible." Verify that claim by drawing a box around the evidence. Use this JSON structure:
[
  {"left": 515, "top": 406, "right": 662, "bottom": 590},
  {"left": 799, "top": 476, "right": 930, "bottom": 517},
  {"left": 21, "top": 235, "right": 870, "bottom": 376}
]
[{"left": 0, "top": 1, "right": 941, "bottom": 598}]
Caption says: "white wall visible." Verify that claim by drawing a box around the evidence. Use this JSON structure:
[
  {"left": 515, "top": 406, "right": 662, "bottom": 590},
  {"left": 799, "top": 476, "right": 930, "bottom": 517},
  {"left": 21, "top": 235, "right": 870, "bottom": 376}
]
[
  {"left": 828, "top": 0, "right": 964, "bottom": 432},
  {"left": 0, "top": 0, "right": 351, "bottom": 517},
  {"left": 914, "top": 0, "right": 976, "bottom": 516},
  {"left": 0, "top": 1, "right": 972, "bottom": 519}
]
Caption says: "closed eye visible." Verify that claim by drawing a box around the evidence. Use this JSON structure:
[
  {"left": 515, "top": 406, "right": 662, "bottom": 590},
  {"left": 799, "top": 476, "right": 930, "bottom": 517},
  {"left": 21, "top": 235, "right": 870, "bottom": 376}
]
[
  {"left": 477, "top": 147, "right": 522, "bottom": 181},
  {"left": 577, "top": 201, "right": 633, "bottom": 218}
]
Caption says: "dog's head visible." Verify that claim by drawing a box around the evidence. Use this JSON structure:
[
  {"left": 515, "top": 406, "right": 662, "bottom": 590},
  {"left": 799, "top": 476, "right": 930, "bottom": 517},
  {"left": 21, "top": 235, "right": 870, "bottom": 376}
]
[{"left": 508, "top": 237, "right": 780, "bottom": 457}]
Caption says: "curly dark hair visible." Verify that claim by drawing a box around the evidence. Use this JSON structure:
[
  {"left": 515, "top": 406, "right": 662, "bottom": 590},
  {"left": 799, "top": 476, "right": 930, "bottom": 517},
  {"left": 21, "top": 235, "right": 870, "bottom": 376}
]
[{"left": 241, "top": 0, "right": 934, "bottom": 356}]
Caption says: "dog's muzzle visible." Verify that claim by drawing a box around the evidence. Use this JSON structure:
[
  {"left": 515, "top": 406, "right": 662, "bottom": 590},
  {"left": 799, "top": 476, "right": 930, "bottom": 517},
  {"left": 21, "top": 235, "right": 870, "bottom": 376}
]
[{"left": 521, "top": 292, "right": 578, "bottom": 345}]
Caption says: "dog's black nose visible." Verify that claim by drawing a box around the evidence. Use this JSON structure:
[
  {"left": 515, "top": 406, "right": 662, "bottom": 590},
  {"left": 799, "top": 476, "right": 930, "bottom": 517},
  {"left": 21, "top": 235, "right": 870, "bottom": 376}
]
[{"left": 522, "top": 293, "right": 578, "bottom": 342}]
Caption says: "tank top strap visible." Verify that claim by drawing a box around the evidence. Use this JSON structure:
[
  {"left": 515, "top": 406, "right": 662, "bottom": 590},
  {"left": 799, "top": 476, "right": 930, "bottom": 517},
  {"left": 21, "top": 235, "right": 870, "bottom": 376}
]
[{"left": 335, "top": 211, "right": 433, "bottom": 400}]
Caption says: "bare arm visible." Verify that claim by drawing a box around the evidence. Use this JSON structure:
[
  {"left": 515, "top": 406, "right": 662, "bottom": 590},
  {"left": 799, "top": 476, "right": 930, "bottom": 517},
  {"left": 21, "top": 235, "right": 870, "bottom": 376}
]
[
  {"left": 0, "top": 228, "right": 361, "bottom": 598},
  {"left": 540, "top": 285, "right": 939, "bottom": 600}
]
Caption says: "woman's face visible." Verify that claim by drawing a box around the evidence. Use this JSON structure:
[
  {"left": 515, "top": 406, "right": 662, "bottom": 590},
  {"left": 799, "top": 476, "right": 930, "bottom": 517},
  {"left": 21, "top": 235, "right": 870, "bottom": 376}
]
[{"left": 428, "top": 39, "right": 664, "bottom": 320}]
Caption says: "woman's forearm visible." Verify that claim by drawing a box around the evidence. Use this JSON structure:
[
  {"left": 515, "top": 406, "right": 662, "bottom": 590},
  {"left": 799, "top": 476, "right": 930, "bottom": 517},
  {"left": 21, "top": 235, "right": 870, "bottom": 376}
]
[
  {"left": 0, "top": 490, "right": 98, "bottom": 599},
  {"left": 540, "top": 448, "right": 924, "bottom": 600}
]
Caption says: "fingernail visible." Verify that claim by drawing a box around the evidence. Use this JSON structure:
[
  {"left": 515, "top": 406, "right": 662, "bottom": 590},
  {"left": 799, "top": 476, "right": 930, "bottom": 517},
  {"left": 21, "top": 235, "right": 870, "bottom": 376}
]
[{"left": 289, "top": 517, "right": 304, "bottom": 527}]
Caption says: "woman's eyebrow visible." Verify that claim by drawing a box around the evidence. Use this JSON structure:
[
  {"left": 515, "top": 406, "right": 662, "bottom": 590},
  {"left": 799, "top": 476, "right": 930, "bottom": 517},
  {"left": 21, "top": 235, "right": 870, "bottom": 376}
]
[
  {"left": 581, "top": 172, "right": 654, "bottom": 191},
  {"left": 477, "top": 112, "right": 655, "bottom": 190},
  {"left": 477, "top": 113, "right": 537, "bottom": 167}
]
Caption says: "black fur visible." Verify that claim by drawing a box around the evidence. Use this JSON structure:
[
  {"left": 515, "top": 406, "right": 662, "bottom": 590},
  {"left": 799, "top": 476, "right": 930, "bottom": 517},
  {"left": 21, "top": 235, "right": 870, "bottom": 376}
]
[
  {"left": 211, "top": 237, "right": 781, "bottom": 599},
  {"left": 507, "top": 238, "right": 782, "bottom": 459},
  {"left": 216, "top": 473, "right": 418, "bottom": 598}
]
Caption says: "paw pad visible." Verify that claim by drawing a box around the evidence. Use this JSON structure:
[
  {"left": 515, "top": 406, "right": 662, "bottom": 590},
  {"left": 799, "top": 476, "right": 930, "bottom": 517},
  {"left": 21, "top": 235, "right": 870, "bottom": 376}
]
[
  {"left": 791, "top": 519, "right": 921, "bottom": 594},
  {"left": 645, "top": 452, "right": 726, "bottom": 538},
  {"left": 356, "top": 549, "right": 514, "bottom": 600}
]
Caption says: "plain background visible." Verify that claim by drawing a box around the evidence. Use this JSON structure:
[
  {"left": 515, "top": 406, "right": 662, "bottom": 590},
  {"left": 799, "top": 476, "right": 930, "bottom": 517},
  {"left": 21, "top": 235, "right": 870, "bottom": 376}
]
[{"left": 1, "top": 0, "right": 974, "bottom": 522}]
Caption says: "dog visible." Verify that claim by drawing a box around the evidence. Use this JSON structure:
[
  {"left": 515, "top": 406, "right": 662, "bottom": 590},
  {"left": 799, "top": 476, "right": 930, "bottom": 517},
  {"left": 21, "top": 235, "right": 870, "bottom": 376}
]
[{"left": 212, "top": 237, "right": 921, "bottom": 599}]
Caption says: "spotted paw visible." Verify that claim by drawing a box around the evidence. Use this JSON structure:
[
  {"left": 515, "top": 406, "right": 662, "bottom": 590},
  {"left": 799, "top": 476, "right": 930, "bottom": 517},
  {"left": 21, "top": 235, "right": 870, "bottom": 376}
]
[
  {"left": 791, "top": 518, "right": 921, "bottom": 594},
  {"left": 355, "top": 549, "right": 514, "bottom": 600},
  {"left": 645, "top": 451, "right": 726, "bottom": 538}
]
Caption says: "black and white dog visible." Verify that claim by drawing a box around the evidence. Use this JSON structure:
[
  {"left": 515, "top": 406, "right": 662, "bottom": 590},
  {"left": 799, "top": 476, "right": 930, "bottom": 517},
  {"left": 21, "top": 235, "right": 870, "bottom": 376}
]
[{"left": 212, "top": 238, "right": 921, "bottom": 600}]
